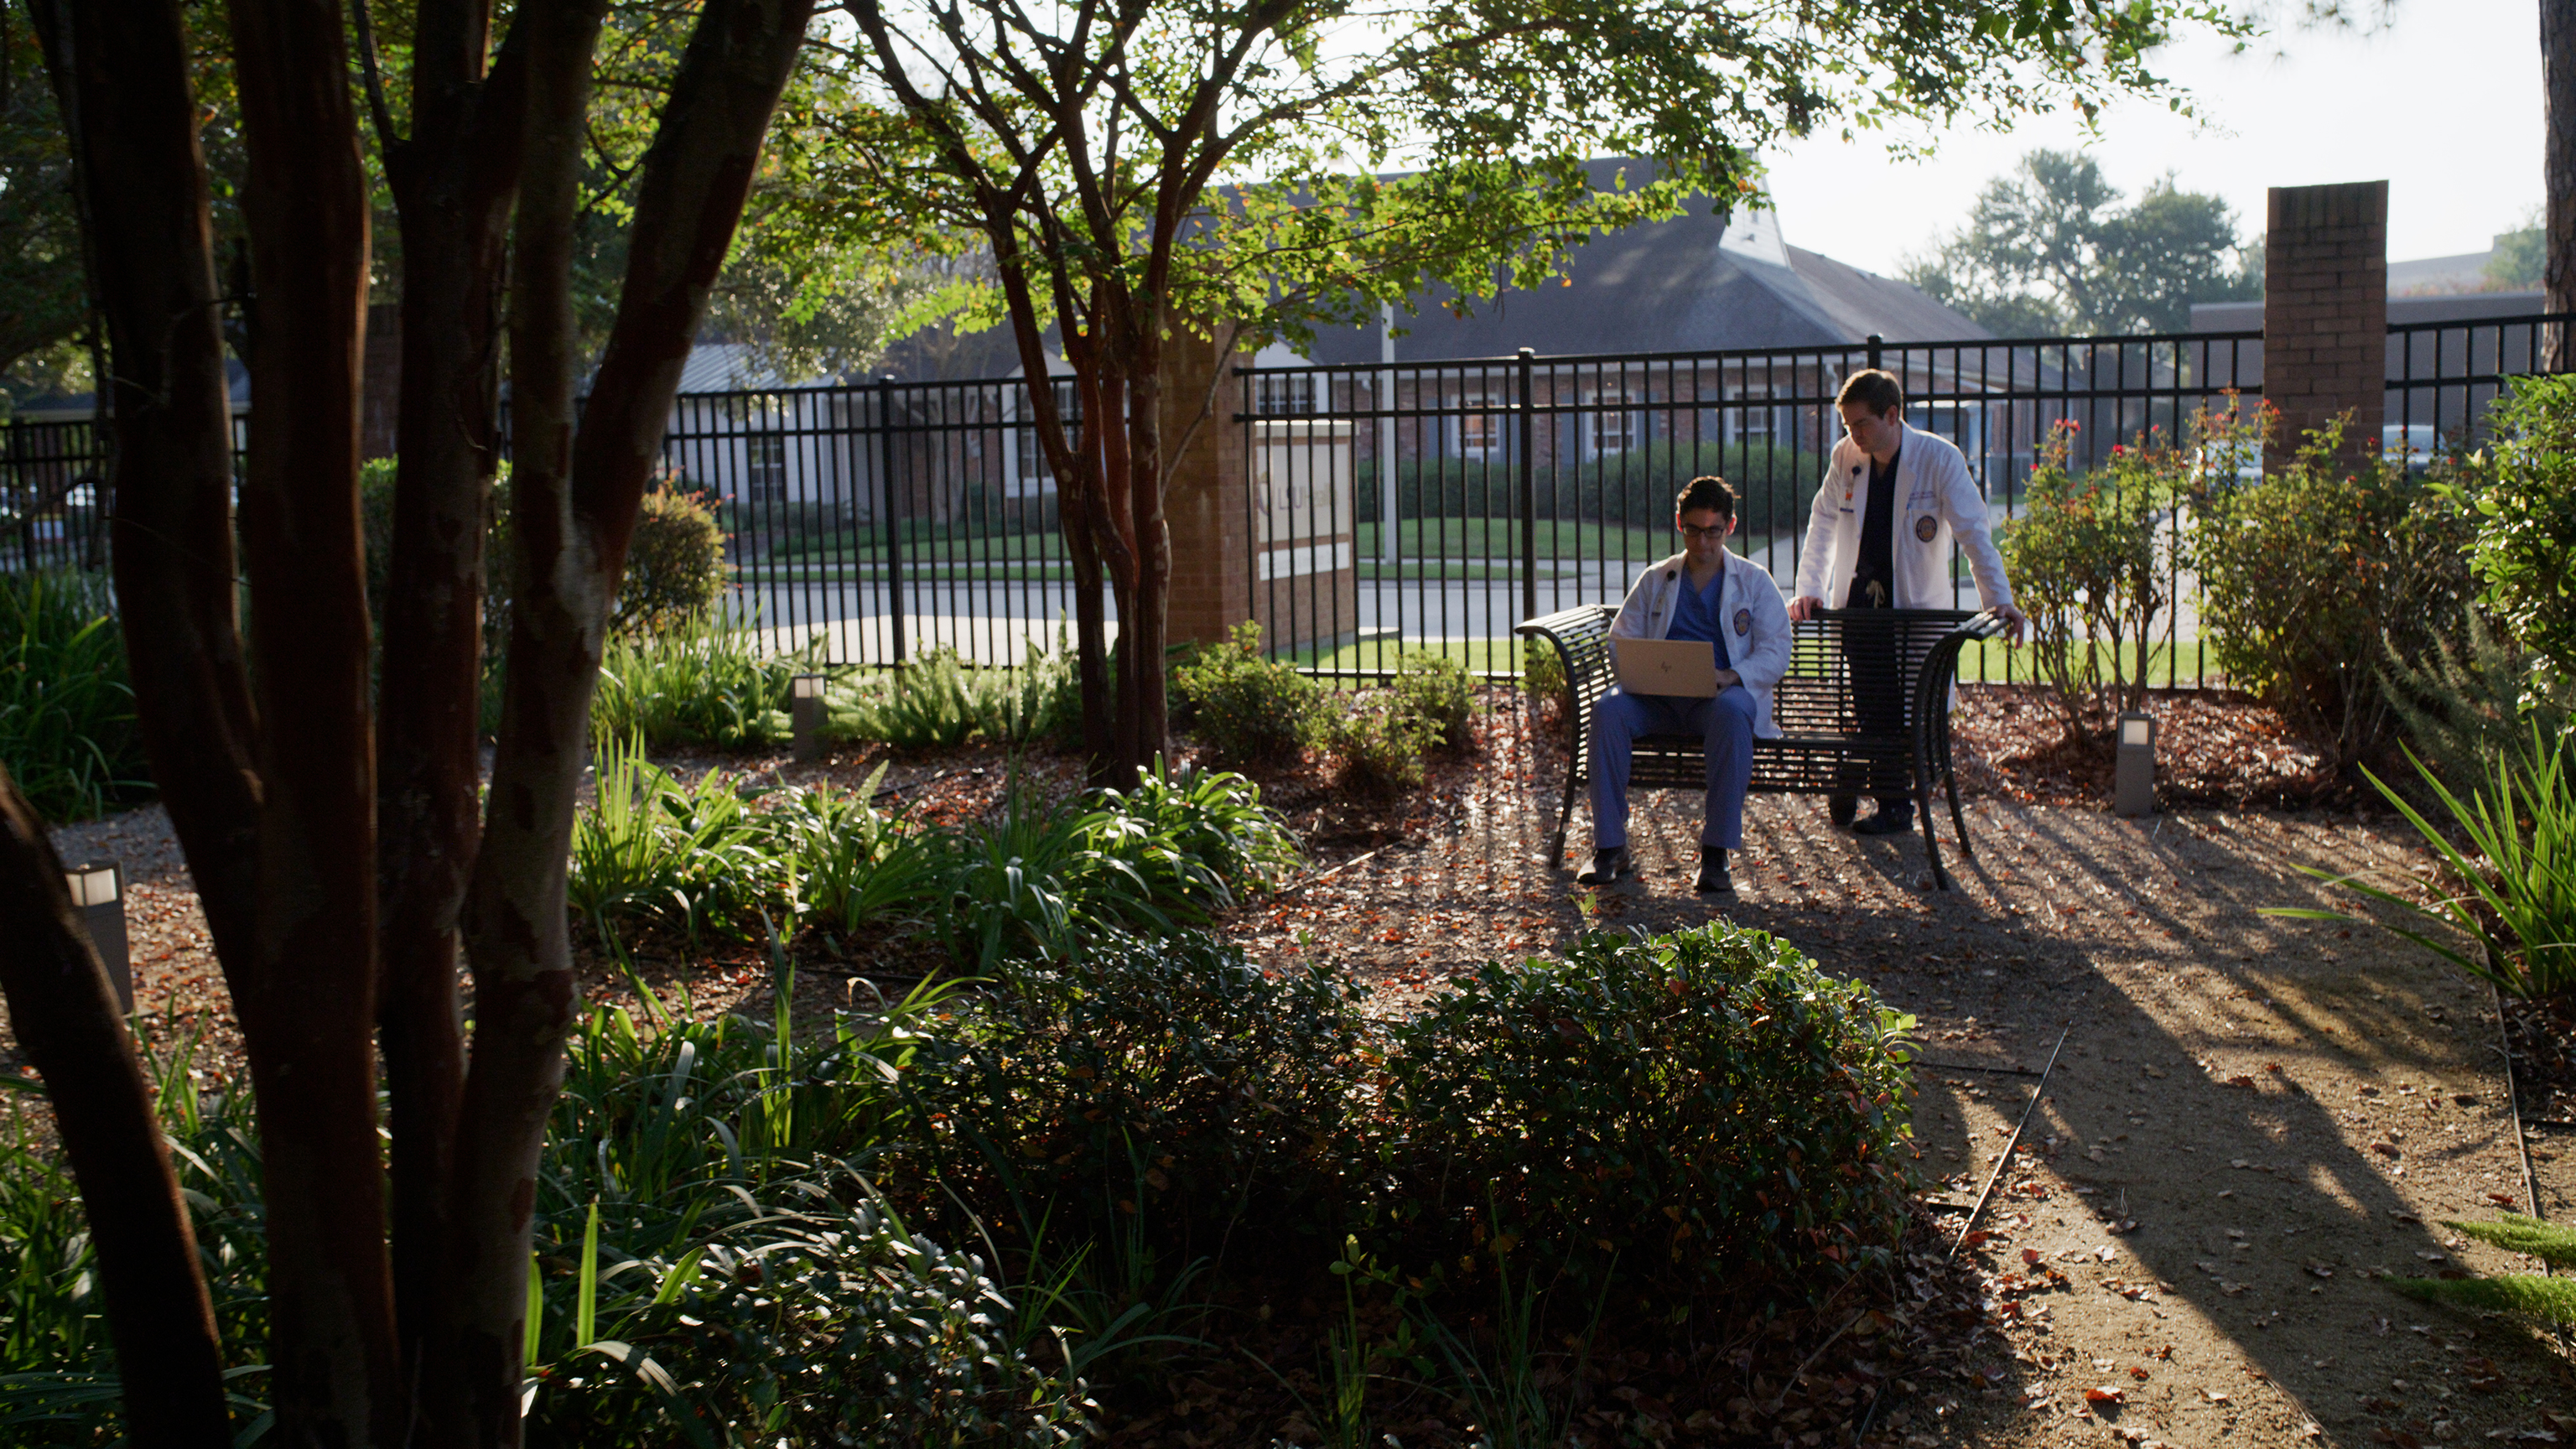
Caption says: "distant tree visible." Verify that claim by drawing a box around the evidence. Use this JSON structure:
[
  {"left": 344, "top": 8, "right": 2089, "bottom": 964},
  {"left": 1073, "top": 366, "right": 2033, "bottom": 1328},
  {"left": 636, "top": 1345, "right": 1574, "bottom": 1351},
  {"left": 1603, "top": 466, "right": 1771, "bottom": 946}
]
[
  {"left": 0, "top": 13, "right": 87, "bottom": 405},
  {"left": 814, "top": 0, "right": 2246, "bottom": 783},
  {"left": 1905, "top": 149, "right": 2259, "bottom": 336},
  {"left": 2490, "top": 212, "right": 2545, "bottom": 289}
]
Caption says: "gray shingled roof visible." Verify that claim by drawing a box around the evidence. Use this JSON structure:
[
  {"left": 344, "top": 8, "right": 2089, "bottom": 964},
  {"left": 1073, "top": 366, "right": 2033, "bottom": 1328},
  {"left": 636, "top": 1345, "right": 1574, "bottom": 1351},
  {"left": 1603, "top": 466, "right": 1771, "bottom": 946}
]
[{"left": 1301, "top": 158, "right": 1989, "bottom": 364}]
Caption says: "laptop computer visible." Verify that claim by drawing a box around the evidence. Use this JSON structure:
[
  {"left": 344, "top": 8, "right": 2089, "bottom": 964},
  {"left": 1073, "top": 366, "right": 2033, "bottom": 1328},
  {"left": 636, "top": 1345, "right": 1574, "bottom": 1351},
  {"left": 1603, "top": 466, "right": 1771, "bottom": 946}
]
[{"left": 1612, "top": 637, "right": 1718, "bottom": 698}]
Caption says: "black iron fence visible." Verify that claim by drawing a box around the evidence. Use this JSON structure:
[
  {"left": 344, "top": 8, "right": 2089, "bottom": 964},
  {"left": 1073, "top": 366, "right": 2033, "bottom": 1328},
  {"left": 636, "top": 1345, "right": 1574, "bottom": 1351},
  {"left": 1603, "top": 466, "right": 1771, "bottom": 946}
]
[
  {"left": 662, "top": 377, "right": 1077, "bottom": 667},
  {"left": 1237, "top": 331, "right": 2263, "bottom": 687},
  {"left": 8, "top": 312, "right": 2566, "bottom": 687},
  {"left": 1239, "top": 312, "right": 2574, "bottom": 688},
  {"left": 0, "top": 417, "right": 110, "bottom": 574}
]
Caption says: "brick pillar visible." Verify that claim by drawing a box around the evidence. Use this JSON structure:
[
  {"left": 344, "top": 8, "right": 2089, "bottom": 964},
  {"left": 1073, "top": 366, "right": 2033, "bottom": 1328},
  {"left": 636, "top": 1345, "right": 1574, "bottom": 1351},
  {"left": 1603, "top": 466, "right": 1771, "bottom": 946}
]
[
  {"left": 1160, "top": 327, "right": 1254, "bottom": 647},
  {"left": 2263, "top": 181, "right": 2386, "bottom": 467}
]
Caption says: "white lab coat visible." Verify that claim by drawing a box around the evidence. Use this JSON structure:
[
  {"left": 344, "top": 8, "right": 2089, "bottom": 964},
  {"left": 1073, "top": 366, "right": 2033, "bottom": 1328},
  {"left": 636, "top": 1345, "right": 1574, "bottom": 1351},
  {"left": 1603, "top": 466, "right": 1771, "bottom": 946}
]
[
  {"left": 1607, "top": 547, "right": 1794, "bottom": 739},
  {"left": 1794, "top": 423, "right": 2015, "bottom": 613}
]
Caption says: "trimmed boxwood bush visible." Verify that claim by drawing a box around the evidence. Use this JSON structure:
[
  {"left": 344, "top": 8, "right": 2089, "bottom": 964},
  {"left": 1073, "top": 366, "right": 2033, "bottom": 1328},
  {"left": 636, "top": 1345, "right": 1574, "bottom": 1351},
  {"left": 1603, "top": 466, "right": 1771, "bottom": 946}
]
[
  {"left": 1362, "top": 923, "right": 1918, "bottom": 1312},
  {"left": 906, "top": 932, "right": 1367, "bottom": 1260},
  {"left": 1172, "top": 621, "right": 1318, "bottom": 763},
  {"left": 1391, "top": 648, "right": 1476, "bottom": 753}
]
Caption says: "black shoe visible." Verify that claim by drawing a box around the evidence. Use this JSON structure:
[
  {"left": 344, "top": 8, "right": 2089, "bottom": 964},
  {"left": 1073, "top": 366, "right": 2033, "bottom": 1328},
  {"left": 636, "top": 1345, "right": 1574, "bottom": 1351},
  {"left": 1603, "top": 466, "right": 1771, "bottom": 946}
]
[
  {"left": 1576, "top": 847, "right": 1631, "bottom": 886},
  {"left": 1852, "top": 808, "right": 1915, "bottom": 837},
  {"left": 1696, "top": 847, "right": 1733, "bottom": 895}
]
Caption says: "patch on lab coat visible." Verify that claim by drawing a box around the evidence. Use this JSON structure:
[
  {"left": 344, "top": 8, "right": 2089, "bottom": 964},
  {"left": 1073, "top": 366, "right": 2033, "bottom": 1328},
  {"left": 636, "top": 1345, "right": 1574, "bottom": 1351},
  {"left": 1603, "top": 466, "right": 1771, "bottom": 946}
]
[
  {"left": 1914, "top": 514, "right": 1939, "bottom": 543},
  {"left": 1732, "top": 608, "right": 1752, "bottom": 636}
]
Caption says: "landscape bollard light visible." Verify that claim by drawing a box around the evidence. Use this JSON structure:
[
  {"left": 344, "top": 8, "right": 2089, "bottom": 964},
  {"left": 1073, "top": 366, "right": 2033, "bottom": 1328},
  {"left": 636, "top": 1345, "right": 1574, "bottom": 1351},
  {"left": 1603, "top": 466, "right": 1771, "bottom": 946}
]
[
  {"left": 65, "top": 860, "right": 131, "bottom": 1013},
  {"left": 791, "top": 673, "right": 828, "bottom": 762},
  {"left": 2114, "top": 711, "right": 2157, "bottom": 819}
]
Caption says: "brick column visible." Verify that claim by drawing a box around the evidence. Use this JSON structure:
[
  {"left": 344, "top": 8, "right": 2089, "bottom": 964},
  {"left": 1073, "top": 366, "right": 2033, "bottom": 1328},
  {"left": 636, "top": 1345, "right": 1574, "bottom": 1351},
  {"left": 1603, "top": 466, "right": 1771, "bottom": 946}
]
[
  {"left": 1159, "top": 327, "right": 1254, "bottom": 646},
  {"left": 2263, "top": 181, "right": 2386, "bottom": 467}
]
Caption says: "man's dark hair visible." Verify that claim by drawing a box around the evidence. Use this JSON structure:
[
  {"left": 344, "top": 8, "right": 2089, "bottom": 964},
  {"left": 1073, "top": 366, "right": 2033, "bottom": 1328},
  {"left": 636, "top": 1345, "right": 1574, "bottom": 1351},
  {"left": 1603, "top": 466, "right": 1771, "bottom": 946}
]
[
  {"left": 1836, "top": 369, "right": 1904, "bottom": 417},
  {"left": 1675, "top": 475, "right": 1735, "bottom": 519}
]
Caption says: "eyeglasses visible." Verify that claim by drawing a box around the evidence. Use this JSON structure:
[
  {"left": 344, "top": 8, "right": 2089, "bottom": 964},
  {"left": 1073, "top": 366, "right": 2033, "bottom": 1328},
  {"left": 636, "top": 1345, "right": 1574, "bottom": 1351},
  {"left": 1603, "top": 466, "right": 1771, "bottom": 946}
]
[{"left": 1677, "top": 523, "right": 1729, "bottom": 541}]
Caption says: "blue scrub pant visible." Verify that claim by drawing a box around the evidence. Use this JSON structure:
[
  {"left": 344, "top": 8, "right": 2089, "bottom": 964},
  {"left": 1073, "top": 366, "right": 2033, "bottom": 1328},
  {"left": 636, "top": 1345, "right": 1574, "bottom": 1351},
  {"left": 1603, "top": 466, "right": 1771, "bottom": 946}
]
[{"left": 1589, "top": 686, "right": 1758, "bottom": 850}]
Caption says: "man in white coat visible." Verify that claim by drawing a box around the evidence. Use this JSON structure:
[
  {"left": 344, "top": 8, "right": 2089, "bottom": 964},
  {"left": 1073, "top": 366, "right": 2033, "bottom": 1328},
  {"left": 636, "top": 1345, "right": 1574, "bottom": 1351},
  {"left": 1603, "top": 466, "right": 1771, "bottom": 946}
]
[
  {"left": 1576, "top": 476, "right": 1793, "bottom": 896},
  {"left": 1789, "top": 369, "right": 2026, "bottom": 835}
]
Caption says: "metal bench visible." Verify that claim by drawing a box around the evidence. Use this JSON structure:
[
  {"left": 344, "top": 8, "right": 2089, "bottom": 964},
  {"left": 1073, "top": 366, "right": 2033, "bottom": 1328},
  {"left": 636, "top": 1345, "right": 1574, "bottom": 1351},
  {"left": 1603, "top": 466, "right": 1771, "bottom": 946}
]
[{"left": 1514, "top": 603, "right": 2007, "bottom": 891}]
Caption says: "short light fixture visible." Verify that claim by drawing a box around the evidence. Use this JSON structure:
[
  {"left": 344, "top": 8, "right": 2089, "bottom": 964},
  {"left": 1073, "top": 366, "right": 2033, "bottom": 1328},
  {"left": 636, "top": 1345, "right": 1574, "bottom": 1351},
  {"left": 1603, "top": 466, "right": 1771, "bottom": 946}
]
[
  {"left": 65, "top": 860, "right": 131, "bottom": 1013},
  {"left": 2114, "top": 711, "right": 2157, "bottom": 818},
  {"left": 790, "top": 673, "right": 828, "bottom": 762}
]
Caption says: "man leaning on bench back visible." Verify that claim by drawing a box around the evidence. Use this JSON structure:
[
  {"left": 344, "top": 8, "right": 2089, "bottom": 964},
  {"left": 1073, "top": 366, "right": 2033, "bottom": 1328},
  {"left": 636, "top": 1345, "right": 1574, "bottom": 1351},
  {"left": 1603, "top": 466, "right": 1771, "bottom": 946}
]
[{"left": 1577, "top": 368, "right": 2027, "bottom": 895}]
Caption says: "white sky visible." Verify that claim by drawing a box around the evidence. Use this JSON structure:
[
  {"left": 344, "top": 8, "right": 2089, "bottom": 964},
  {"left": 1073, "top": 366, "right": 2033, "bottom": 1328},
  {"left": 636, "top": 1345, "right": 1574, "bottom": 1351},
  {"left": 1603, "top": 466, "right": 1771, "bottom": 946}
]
[{"left": 1756, "top": 0, "right": 2544, "bottom": 278}]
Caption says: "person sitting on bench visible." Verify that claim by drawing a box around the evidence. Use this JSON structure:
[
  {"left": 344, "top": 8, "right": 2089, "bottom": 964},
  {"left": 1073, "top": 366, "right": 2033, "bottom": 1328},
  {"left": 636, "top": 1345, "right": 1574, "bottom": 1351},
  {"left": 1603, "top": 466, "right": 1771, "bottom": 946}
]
[
  {"left": 1788, "top": 369, "right": 2026, "bottom": 836},
  {"left": 1576, "top": 475, "right": 1792, "bottom": 895}
]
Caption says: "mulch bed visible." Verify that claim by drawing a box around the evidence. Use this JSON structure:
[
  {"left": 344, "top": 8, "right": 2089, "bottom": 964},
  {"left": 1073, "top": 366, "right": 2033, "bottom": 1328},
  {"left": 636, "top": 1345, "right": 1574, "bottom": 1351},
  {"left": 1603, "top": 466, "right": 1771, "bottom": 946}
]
[{"left": 1947, "top": 683, "right": 2355, "bottom": 812}]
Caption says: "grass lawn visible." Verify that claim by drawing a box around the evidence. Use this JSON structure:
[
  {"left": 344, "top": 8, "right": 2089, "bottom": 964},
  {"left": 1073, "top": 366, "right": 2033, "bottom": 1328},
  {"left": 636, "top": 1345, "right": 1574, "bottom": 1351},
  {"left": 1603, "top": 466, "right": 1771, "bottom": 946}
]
[
  {"left": 1954, "top": 637, "right": 2217, "bottom": 689},
  {"left": 1355, "top": 517, "right": 1670, "bottom": 562}
]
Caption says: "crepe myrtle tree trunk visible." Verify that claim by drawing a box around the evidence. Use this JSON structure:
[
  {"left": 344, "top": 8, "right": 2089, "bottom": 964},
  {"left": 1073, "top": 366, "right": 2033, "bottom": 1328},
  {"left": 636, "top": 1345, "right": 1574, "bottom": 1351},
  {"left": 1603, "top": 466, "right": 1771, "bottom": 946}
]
[
  {"left": 0, "top": 767, "right": 231, "bottom": 1446},
  {"left": 443, "top": 0, "right": 812, "bottom": 1439},
  {"left": 27, "top": 0, "right": 258, "bottom": 965},
  {"left": 226, "top": 0, "right": 403, "bottom": 1440},
  {"left": 24, "top": 3, "right": 253, "bottom": 1438},
  {"left": 366, "top": 0, "right": 531, "bottom": 1385},
  {"left": 2546, "top": 0, "right": 2575, "bottom": 366}
]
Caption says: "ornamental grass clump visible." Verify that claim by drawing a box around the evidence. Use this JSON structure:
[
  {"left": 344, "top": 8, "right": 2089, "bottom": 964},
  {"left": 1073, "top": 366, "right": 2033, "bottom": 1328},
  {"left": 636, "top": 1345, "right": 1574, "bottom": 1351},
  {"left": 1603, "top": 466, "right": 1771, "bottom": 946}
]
[
  {"left": 0, "top": 570, "right": 150, "bottom": 822},
  {"left": 2392, "top": 1214, "right": 2576, "bottom": 1328},
  {"left": 2277, "top": 722, "right": 2576, "bottom": 1000},
  {"left": 1363, "top": 922, "right": 1919, "bottom": 1312}
]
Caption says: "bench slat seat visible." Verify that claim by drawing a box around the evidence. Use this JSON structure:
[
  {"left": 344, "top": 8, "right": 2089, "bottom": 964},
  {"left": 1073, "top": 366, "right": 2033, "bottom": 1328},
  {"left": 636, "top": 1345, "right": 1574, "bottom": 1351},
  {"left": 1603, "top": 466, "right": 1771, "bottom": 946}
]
[{"left": 1514, "top": 602, "right": 2004, "bottom": 891}]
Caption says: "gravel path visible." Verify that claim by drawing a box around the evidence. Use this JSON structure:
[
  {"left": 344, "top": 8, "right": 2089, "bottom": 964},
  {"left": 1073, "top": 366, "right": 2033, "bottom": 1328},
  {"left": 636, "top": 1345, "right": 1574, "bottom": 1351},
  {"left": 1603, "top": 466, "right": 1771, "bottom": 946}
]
[{"left": 1221, "top": 713, "right": 2576, "bottom": 1446}]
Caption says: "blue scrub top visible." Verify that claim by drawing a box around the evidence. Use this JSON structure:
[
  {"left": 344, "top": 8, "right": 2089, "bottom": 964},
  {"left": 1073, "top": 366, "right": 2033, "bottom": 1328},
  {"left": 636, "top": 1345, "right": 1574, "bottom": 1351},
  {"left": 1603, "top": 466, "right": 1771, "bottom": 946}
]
[{"left": 1665, "top": 569, "right": 1732, "bottom": 673}]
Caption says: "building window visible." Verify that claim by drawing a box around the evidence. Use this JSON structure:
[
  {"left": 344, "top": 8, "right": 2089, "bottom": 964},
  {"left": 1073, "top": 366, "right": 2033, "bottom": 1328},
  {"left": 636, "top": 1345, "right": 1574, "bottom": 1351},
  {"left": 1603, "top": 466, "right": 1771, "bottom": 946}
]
[
  {"left": 746, "top": 434, "right": 788, "bottom": 502},
  {"left": 1456, "top": 395, "right": 1502, "bottom": 458},
  {"left": 1726, "top": 387, "right": 1774, "bottom": 447},
  {"left": 1256, "top": 374, "right": 1317, "bottom": 415},
  {"left": 1010, "top": 382, "right": 1078, "bottom": 497},
  {"left": 1584, "top": 391, "right": 1643, "bottom": 458}
]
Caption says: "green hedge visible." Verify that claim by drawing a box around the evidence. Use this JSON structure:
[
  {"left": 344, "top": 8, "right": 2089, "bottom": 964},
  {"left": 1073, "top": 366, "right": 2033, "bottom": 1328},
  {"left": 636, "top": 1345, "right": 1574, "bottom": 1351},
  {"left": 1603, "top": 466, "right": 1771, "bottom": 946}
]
[{"left": 1360, "top": 440, "right": 1825, "bottom": 533}]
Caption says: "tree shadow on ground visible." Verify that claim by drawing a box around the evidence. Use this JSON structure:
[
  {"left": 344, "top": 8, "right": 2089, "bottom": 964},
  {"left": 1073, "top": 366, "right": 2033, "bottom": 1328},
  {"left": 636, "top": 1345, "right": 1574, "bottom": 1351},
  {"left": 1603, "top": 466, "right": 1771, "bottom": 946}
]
[{"left": 1570, "top": 783, "right": 2576, "bottom": 1444}]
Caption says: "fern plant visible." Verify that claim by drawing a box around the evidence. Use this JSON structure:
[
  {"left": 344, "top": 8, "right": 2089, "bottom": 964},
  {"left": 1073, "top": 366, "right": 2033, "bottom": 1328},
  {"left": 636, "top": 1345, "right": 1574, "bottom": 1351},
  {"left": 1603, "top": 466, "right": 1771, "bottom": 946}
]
[{"left": 2393, "top": 1214, "right": 2576, "bottom": 1327}]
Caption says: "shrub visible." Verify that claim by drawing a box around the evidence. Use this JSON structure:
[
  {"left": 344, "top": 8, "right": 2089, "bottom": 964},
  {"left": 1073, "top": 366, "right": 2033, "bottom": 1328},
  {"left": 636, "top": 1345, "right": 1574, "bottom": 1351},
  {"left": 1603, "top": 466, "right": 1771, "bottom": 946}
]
[
  {"left": 1363, "top": 922, "right": 1918, "bottom": 1312},
  {"left": 934, "top": 761, "right": 1296, "bottom": 974},
  {"left": 589, "top": 610, "right": 817, "bottom": 750},
  {"left": 1392, "top": 650, "right": 1476, "bottom": 753},
  {"left": 2465, "top": 374, "right": 2576, "bottom": 678},
  {"left": 1171, "top": 621, "right": 1318, "bottom": 763},
  {"left": 362, "top": 459, "right": 726, "bottom": 652},
  {"left": 530, "top": 988, "right": 1093, "bottom": 1445},
  {"left": 2191, "top": 413, "right": 2477, "bottom": 769},
  {"left": 1524, "top": 634, "right": 1566, "bottom": 727},
  {"left": 2385, "top": 606, "right": 2576, "bottom": 800},
  {"left": 0, "top": 571, "right": 149, "bottom": 821},
  {"left": 0, "top": 1031, "right": 268, "bottom": 1440},
  {"left": 906, "top": 931, "right": 1367, "bottom": 1263},
  {"left": 2000, "top": 417, "right": 2191, "bottom": 743},
  {"left": 615, "top": 482, "right": 731, "bottom": 636},
  {"left": 1327, "top": 699, "right": 1435, "bottom": 794}
]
